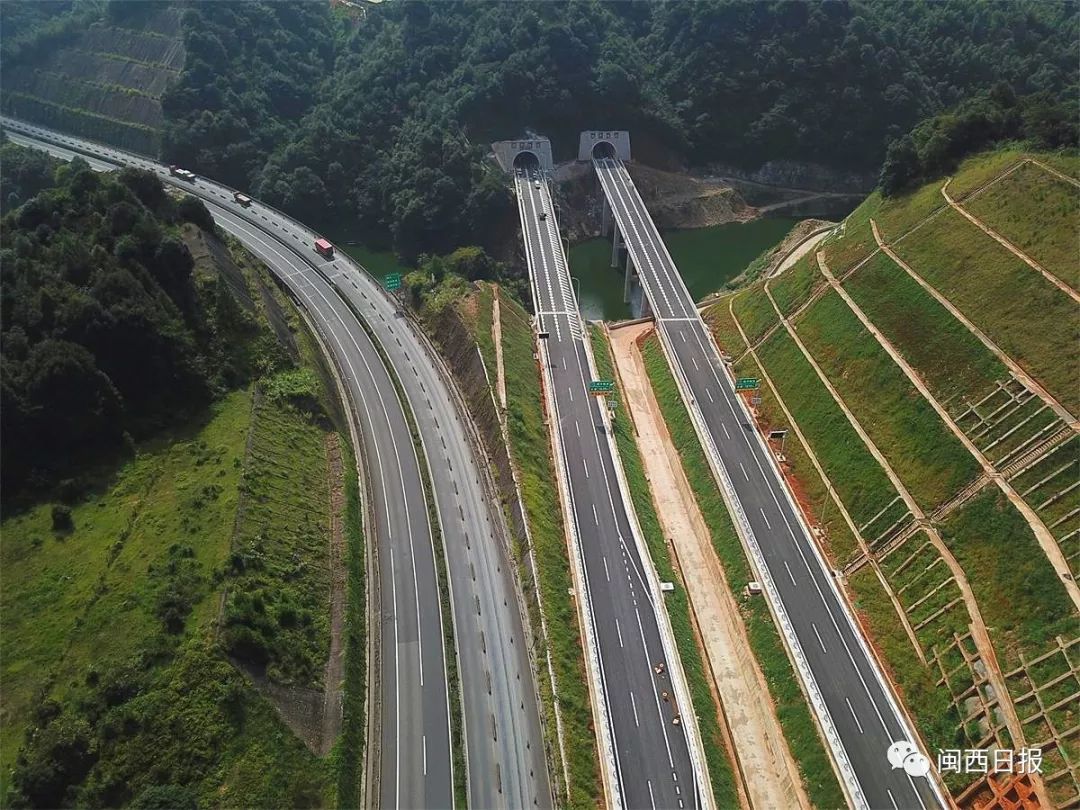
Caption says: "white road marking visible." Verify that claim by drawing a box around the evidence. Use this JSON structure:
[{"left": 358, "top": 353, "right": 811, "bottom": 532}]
[
  {"left": 575, "top": 420, "right": 581, "bottom": 437},
  {"left": 615, "top": 618, "right": 624, "bottom": 648},
  {"left": 721, "top": 423, "right": 731, "bottom": 440},
  {"left": 631, "top": 691, "right": 640, "bottom": 726},
  {"left": 603, "top": 556, "right": 611, "bottom": 581},
  {"left": 647, "top": 780, "right": 657, "bottom": 810},
  {"left": 692, "top": 356, "right": 699, "bottom": 371},
  {"left": 423, "top": 734, "right": 427, "bottom": 774},
  {"left": 679, "top": 331, "right": 686, "bottom": 343},
  {"left": 562, "top": 357, "right": 567, "bottom": 370},
  {"left": 846, "top": 697, "right": 865, "bottom": 733},
  {"left": 887, "top": 788, "right": 899, "bottom": 810},
  {"left": 568, "top": 385, "right": 574, "bottom": 402},
  {"left": 812, "top": 622, "right": 828, "bottom": 653},
  {"left": 760, "top": 508, "right": 772, "bottom": 530},
  {"left": 783, "top": 560, "right": 797, "bottom": 586},
  {"left": 592, "top": 504, "right": 599, "bottom": 525},
  {"left": 583, "top": 458, "right": 590, "bottom": 478},
  {"left": 739, "top": 462, "right": 749, "bottom": 481},
  {"left": 706, "top": 387, "right": 714, "bottom": 403}
]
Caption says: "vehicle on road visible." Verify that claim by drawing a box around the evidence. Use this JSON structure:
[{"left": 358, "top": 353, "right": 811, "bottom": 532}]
[
  {"left": 233, "top": 191, "right": 252, "bottom": 207},
  {"left": 169, "top": 165, "right": 196, "bottom": 182},
  {"left": 314, "top": 237, "right": 335, "bottom": 259},
  {"left": 533, "top": 179, "right": 541, "bottom": 188},
  {"left": 539, "top": 210, "right": 547, "bottom": 220}
]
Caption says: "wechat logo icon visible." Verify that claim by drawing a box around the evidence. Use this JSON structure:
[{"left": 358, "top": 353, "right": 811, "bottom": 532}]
[{"left": 887, "top": 741, "right": 931, "bottom": 778}]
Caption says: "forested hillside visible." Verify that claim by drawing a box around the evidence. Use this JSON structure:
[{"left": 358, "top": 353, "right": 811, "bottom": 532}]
[
  {"left": 4, "top": 0, "right": 1075, "bottom": 259},
  {"left": 170, "top": 0, "right": 1077, "bottom": 256},
  {"left": 0, "top": 142, "right": 268, "bottom": 498}
]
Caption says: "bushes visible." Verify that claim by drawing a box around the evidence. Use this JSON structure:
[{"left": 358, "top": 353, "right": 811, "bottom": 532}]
[{"left": 880, "top": 88, "right": 1079, "bottom": 196}]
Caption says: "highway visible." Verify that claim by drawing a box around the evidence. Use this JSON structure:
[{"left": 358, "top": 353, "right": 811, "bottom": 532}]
[
  {"left": 3, "top": 118, "right": 551, "bottom": 810},
  {"left": 515, "top": 169, "right": 705, "bottom": 810},
  {"left": 594, "top": 155, "right": 946, "bottom": 810}
]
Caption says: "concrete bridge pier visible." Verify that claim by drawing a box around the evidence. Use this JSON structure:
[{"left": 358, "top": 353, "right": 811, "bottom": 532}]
[
  {"left": 600, "top": 195, "right": 613, "bottom": 238},
  {"left": 610, "top": 222, "right": 625, "bottom": 268}
]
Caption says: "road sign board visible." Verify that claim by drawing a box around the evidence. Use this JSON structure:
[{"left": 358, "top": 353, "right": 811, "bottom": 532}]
[
  {"left": 735, "top": 377, "right": 760, "bottom": 391},
  {"left": 385, "top": 272, "right": 403, "bottom": 291},
  {"left": 588, "top": 380, "right": 615, "bottom": 394}
]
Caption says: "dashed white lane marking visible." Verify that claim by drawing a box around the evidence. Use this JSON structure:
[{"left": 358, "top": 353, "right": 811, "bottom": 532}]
[
  {"left": 812, "top": 622, "right": 828, "bottom": 653},
  {"left": 647, "top": 780, "right": 657, "bottom": 810},
  {"left": 583, "top": 458, "right": 590, "bottom": 478},
  {"left": 615, "top": 618, "right": 624, "bottom": 648},
  {"left": 423, "top": 735, "right": 427, "bottom": 775},
  {"left": 691, "top": 356, "right": 699, "bottom": 370},
  {"left": 603, "top": 556, "right": 610, "bottom": 581},
  {"left": 679, "top": 331, "right": 686, "bottom": 343},
  {"left": 887, "top": 788, "right": 899, "bottom": 810},
  {"left": 783, "top": 560, "right": 797, "bottom": 586},
  {"left": 721, "top": 423, "right": 731, "bottom": 440},
  {"left": 630, "top": 691, "right": 640, "bottom": 726},
  {"left": 575, "top": 420, "right": 581, "bottom": 437},
  {"left": 739, "top": 462, "right": 749, "bottom": 481},
  {"left": 562, "top": 357, "right": 567, "bottom": 370},
  {"left": 846, "top": 697, "right": 865, "bottom": 733},
  {"left": 706, "top": 387, "right": 714, "bottom": 403},
  {"left": 760, "top": 508, "right": 772, "bottom": 530},
  {"left": 592, "top": 504, "right": 599, "bottom": 525},
  {"left": 568, "top": 386, "right": 574, "bottom": 402}
]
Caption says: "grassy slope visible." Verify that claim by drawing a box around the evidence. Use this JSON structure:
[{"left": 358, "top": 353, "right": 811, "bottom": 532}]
[
  {"left": 0, "top": 391, "right": 335, "bottom": 806},
  {"left": 793, "top": 291, "right": 980, "bottom": 510},
  {"left": 640, "top": 333, "right": 845, "bottom": 809},
  {"left": 588, "top": 326, "right": 740, "bottom": 809},
  {"left": 842, "top": 252, "right": 1005, "bottom": 401},
  {"left": 498, "top": 295, "right": 601, "bottom": 807},
  {"left": 729, "top": 284, "right": 778, "bottom": 346},
  {"left": 1, "top": 244, "right": 357, "bottom": 805},
  {"left": 964, "top": 160, "right": 1079, "bottom": 284},
  {"left": 893, "top": 209, "right": 1078, "bottom": 413},
  {"left": 769, "top": 250, "right": 821, "bottom": 317}
]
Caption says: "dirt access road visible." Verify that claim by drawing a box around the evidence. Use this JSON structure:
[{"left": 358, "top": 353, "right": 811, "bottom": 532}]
[{"left": 608, "top": 322, "right": 810, "bottom": 810}]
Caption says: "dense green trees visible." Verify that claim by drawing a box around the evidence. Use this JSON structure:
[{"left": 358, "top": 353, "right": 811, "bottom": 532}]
[
  {"left": 880, "top": 87, "right": 1078, "bottom": 195},
  {"left": 0, "top": 143, "right": 259, "bottom": 499},
  {"left": 155, "top": 0, "right": 1077, "bottom": 258},
  {"left": 8, "top": 1, "right": 1077, "bottom": 257}
]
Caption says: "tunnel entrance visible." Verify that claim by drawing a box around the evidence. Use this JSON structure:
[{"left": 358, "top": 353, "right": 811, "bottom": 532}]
[
  {"left": 513, "top": 150, "right": 541, "bottom": 174},
  {"left": 591, "top": 140, "right": 616, "bottom": 160}
]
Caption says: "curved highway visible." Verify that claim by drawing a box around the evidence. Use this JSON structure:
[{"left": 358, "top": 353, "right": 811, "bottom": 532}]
[{"left": 3, "top": 118, "right": 551, "bottom": 810}]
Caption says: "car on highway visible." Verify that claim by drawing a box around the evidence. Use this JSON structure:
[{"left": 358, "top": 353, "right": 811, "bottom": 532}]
[
  {"left": 539, "top": 210, "right": 547, "bottom": 220},
  {"left": 233, "top": 191, "right": 252, "bottom": 207},
  {"left": 534, "top": 179, "right": 541, "bottom": 188}
]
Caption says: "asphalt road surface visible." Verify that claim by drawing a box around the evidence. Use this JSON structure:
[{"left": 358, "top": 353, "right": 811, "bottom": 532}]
[
  {"left": 594, "top": 156, "right": 946, "bottom": 810},
  {"left": 3, "top": 118, "right": 550, "bottom": 810},
  {"left": 516, "top": 170, "right": 701, "bottom": 810}
]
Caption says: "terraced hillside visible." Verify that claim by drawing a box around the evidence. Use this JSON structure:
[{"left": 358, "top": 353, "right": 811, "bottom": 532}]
[
  {"left": 707, "top": 149, "right": 1080, "bottom": 807},
  {"left": 0, "top": 5, "right": 183, "bottom": 153}
]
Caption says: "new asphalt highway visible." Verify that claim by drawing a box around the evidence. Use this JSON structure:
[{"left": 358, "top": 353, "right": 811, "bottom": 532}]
[
  {"left": 3, "top": 118, "right": 551, "bottom": 810},
  {"left": 594, "top": 155, "right": 946, "bottom": 810},
  {"left": 516, "top": 169, "right": 703, "bottom": 810}
]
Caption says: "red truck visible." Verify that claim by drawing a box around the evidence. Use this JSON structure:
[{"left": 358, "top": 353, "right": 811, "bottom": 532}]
[{"left": 314, "top": 238, "right": 334, "bottom": 259}]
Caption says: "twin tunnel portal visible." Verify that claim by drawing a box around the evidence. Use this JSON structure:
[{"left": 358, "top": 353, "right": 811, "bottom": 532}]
[{"left": 502, "top": 132, "right": 652, "bottom": 319}]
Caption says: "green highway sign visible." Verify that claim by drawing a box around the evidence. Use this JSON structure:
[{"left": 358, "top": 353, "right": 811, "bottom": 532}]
[
  {"left": 735, "top": 377, "right": 760, "bottom": 391},
  {"left": 588, "top": 380, "right": 615, "bottom": 394},
  {"left": 385, "top": 272, "right": 403, "bottom": 291}
]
